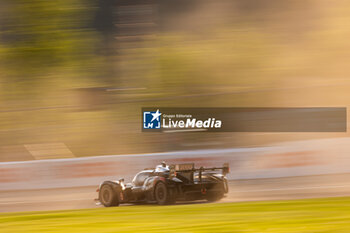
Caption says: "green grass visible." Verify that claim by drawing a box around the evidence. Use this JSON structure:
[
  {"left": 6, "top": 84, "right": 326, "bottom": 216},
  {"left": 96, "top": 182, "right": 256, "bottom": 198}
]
[{"left": 1, "top": 197, "right": 350, "bottom": 233}]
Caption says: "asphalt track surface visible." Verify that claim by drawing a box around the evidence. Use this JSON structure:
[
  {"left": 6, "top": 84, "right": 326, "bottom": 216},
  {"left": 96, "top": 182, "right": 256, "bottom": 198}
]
[{"left": 1, "top": 173, "right": 350, "bottom": 213}]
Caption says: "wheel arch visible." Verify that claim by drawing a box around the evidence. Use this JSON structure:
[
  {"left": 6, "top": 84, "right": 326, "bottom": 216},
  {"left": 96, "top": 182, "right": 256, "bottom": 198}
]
[{"left": 100, "top": 180, "right": 121, "bottom": 191}]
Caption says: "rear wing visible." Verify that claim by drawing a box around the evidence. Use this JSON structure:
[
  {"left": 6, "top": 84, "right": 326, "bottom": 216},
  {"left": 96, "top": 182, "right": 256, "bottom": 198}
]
[{"left": 169, "top": 163, "right": 230, "bottom": 177}]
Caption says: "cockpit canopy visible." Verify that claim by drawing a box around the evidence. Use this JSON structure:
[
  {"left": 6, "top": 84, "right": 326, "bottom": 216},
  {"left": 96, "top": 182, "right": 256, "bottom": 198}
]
[
  {"left": 155, "top": 164, "right": 169, "bottom": 172},
  {"left": 132, "top": 170, "right": 152, "bottom": 186}
]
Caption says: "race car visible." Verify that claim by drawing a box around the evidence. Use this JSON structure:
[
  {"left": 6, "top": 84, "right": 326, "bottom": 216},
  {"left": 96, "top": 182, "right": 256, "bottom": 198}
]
[{"left": 95, "top": 162, "right": 229, "bottom": 207}]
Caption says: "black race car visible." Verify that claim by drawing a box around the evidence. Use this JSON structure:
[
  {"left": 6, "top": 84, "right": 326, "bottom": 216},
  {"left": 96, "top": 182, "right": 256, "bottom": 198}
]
[{"left": 95, "top": 162, "right": 229, "bottom": 207}]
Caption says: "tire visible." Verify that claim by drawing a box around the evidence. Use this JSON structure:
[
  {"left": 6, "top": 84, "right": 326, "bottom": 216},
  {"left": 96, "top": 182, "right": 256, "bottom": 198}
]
[
  {"left": 206, "top": 181, "right": 226, "bottom": 202},
  {"left": 99, "top": 184, "right": 119, "bottom": 207},
  {"left": 206, "top": 191, "right": 224, "bottom": 202},
  {"left": 154, "top": 182, "right": 173, "bottom": 205}
]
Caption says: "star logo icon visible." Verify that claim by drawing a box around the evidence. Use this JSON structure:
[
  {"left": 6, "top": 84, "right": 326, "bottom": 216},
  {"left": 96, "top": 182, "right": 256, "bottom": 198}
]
[
  {"left": 151, "top": 109, "right": 162, "bottom": 122},
  {"left": 143, "top": 109, "right": 162, "bottom": 129}
]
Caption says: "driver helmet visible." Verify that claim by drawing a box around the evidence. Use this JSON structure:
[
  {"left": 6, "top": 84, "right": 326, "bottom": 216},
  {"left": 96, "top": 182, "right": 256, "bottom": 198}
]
[{"left": 161, "top": 161, "right": 167, "bottom": 167}]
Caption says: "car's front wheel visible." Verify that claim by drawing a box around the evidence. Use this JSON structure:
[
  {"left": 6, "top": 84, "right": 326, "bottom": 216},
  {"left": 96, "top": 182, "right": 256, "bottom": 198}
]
[{"left": 99, "top": 183, "right": 119, "bottom": 207}]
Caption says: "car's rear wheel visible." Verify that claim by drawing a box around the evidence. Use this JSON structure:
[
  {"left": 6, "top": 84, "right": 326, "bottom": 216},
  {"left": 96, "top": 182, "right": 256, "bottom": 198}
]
[
  {"left": 206, "top": 191, "right": 224, "bottom": 202},
  {"left": 99, "top": 184, "right": 119, "bottom": 207},
  {"left": 155, "top": 182, "right": 173, "bottom": 205},
  {"left": 206, "top": 181, "right": 226, "bottom": 202}
]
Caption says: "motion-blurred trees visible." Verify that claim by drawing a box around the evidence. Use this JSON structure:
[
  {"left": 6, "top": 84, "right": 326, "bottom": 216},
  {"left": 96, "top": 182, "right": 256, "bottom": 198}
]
[{"left": 0, "top": 0, "right": 98, "bottom": 86}]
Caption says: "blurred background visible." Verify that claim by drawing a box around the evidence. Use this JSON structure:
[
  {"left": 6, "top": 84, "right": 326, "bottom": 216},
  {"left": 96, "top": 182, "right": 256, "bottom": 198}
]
[{"left": 0, "top": 0, "right": 349, "bottom": 162}]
